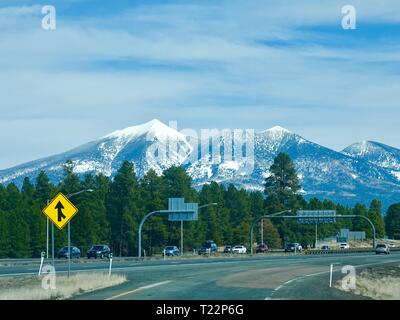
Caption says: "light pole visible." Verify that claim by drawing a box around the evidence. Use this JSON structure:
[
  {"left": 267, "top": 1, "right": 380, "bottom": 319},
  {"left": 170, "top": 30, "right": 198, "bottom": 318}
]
[
  {"left": 180, "top": 203, "right": 218, "bottom": 256},
  {"left": 138, "top": 203, "right": 218, "bottom": 259},
  {"left": 65, "top": 189, "right": 93, "bottom": 278},
  {"left": 250, "top": 210, "right": 291, "bottom": 255}
]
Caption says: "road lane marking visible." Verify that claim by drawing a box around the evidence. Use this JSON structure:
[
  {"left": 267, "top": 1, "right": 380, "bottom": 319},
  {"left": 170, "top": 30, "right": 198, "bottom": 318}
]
[
  {"left": 105, "top": 281, "right": 172, "bottom": 300},
  {"left": 266, "top": 258, "right": 400, "bottom": 300},
  {"left": 2, "top": 252, "right": 399, "bottom": 278}
]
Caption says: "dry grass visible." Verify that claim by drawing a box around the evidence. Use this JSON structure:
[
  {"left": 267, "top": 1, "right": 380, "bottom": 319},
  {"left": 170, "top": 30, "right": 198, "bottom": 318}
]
[
  {"left": 351, "top": 275, "right": 400, "bottom": 300},
  {"left": 0, "top": 273, "right": 126, "bottom": 300},
  {"left": 336, "top": 264, "right": 400, "bottom": 300}
]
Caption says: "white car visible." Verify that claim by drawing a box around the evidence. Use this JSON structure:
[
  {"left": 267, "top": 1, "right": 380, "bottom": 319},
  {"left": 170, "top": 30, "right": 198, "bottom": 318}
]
[
  {"left": 232, "top": 245, "right": 247, "bottom": 254},
  {"left": 376, "top": 244, "right": 390, "bottom": 255},
  {"left": 339, "top": 243, "right": 350, "bottom": 249}
]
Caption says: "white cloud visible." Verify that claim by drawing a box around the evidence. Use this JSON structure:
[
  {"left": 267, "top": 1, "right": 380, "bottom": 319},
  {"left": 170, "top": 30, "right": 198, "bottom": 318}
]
[{"left": 0, "top": 0, "right": 400, "bottom": 168}]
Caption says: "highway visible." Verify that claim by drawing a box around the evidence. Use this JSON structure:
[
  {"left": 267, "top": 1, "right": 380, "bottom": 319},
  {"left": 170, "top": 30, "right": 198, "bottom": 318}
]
[{"left": 2, "top": 252, "right": 399, "bottom": 300}]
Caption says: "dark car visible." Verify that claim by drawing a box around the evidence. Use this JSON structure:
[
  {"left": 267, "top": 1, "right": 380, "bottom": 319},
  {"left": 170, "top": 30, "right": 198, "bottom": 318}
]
[
  {"left": 87, "top": 245, "right": 112, "bottom": 259},
  {"left": 256, "top": 243, "right": 269, "bottom": 253},
  {"left": 199, "top": 240, "right": 218, "bottom": 254},
  {"left": 164, "top": 246, "right": 180, "bottom": 256},
  {"left": 223, "top": 245, "right": 232, "bottom": 253},
  {"left": 58, "top": 246, "right": 81, "bottom": 259}
]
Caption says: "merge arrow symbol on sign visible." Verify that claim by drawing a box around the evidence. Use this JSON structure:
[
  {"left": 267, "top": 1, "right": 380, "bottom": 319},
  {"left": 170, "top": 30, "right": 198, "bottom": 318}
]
[{"left": 55, "top": 201, "right": 66, "bottom": 222}]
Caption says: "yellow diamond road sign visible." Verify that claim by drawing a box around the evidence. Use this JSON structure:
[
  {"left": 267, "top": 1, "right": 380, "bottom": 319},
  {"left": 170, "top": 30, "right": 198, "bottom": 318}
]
[{"left": 42, "top": 193, "right": 78, "bottom": 230}]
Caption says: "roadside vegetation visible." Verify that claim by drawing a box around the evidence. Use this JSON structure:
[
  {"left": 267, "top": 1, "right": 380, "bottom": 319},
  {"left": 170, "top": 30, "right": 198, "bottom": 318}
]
[
  {"left": 337, "top": 264, "right": 400, "bottom": 300},
  {"left": 0, "top": 273, "right": 126, "bottom": 300},
  {"left": 0, "top": 153, "right": 395, "bottom": 258}
]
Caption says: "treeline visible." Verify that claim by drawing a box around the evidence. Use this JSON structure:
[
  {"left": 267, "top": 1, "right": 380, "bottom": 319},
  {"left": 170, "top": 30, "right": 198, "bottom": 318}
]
[{"left": 0, "top": 154, "right": 398, "bottom": 258}]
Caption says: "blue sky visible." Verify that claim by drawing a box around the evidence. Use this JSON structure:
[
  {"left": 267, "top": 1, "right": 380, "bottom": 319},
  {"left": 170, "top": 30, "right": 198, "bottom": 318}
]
[{"left": 1, "top": 0, "right": 400, "bottom": 168}]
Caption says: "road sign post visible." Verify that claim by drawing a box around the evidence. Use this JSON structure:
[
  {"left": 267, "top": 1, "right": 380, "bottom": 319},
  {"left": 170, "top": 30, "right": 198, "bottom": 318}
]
[
  {"left": 52, "top": 223, "right": 54, "bottom": 267},
  {"left": 43, "top": 192, "right": 79, "bottom": 273},
  {"left": 38, "top": 251, "right": 45, "bottom": 276},
  {"left": 108, "top": 253, "right": 113, "bottom": 276},
  {"left": 250, "top": 212, "right": 377, "bottom": 254},
  {"left": 68, "top": 222, "right": 71, "bottom": 278},
  {"left": 46, "top": 216, "right": 49, "bottom": 259},
  {"left": 137, "top": 200, "right": 216, "bottom": 259}
]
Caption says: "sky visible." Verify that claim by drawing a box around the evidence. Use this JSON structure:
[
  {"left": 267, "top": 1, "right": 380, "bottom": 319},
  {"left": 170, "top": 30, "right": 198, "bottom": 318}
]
[{"left": 0, "top": 0, "right": 400, "bottom": 169}]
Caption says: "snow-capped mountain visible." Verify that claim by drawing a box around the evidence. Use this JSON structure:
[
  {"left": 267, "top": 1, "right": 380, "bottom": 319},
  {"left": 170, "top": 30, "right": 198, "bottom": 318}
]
[
  {"left": 1, "top": 120, "right": 399, "bottom": 208},
  {"left": 186, "top": 126, "right": 400, "bottom": 207},
  {"left": 342, "top": 141, "right": 400, "bottom": 178},
  {"left": 0, "top": 119, "right": 193, "bottom": 186}
]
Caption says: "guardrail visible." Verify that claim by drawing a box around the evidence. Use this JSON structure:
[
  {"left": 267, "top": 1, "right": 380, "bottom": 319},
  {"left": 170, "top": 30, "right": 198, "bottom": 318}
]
[{"left": 304, "top": 247, "right": 400, "bottom": 255}]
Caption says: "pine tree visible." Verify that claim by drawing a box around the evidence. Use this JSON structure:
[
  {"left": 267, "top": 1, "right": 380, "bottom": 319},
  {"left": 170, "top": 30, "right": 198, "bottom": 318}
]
[
  {"left": 70, "top": 174, "right": 110, "bottom": 253},
  {"left": 264, "top": 153, "right": 304, "bottom": 215},
  {"left": 0, "top": 209, "right": 8, "bottom": 258},
  {"left": 139, "top": 169, "right": 168, "bottom": 255},
  {"left": 368, "top": 200, "right": 385, "bottom": 238},
  {"left": 352, "top": 203, "right": 371, "bottom": 238},
  {"left": 22, "top": 177, "right": 45, "bottom": 257},
  {"left": 262, "top": 219, "right": 282, "bottom": 248},
  {"left": 107, "top": 161, "right": 140, "bottom": 256},
  {"left": 5, "top": 184, "right": 30, "bottom": 257},
  {"left": 162, "top": 166, "right": 198, "bottom": 251},
  {"left": 385, "top": 203, "right": 400, "bottom": 239}
]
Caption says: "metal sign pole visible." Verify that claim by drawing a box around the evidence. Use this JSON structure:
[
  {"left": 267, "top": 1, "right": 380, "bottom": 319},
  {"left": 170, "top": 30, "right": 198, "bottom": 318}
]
[
  {"left": 68, "top": 222, "right": 71, "bottom": 278},
  {"left": 52, "top": 223, "right": 55, "bottom": 267},
  {"left": 46, "top": 217, "right": 49, "bottom": 259},
  {"left": 261, "top": 219, "right": 264, "bottom": 244},
  {"left": 108, "top": 253, "right": 113, "bottom": 276},
  {"left": 38, "top": 251, "right": 45, "bottom": 276},
  {"left": 181, "top": 220, "right": 184, "bottom": 256},
  {"left": 46, "top": 199, "right": 50, "bottom": 260}
]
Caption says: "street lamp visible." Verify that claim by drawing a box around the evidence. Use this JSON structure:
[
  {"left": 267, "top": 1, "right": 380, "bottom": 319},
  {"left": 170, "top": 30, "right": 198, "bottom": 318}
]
[
  {"left": 250, "top": 210, "right": 291, "bottom": 255},
  {"left": 66, "top": 189, "right": 93, "bottom": 278},
  {"left": 180, "top": 202, "right": 218, "bottom": 256},
  {"left": 198, "top": 203, "right": 218, "bottom": 210}
]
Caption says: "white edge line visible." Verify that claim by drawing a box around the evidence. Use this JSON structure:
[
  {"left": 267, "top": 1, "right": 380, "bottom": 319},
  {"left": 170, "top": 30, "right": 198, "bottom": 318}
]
[
  {"left": 105, "top": 280, "right": 172, "bottom": 300},
  {"left": 266, "top": 258, "right": 400, "bottom": 300}
]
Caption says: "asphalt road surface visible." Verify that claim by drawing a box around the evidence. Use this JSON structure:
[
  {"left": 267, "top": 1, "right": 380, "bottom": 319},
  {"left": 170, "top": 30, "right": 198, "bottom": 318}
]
[{"left": 1, "top": 252, "right": 399, "bottom": 300}]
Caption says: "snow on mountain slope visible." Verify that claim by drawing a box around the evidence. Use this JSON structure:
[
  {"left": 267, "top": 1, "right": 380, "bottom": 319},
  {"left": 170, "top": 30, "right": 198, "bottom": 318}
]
[
  {"left": 0, "top": 119, "right": 193, "bottom": 186},
  {"left": 342, "top": 141, "right": 400, "bottom": 171},
  {"left": 187, "top": 126, "right": 400, "bottom": 207},
  {"left": 0, "top": 120, "right": 399, "bottom": 208},
  {"left": 342, "top": 141, "right": 400, "bottom": 182}
]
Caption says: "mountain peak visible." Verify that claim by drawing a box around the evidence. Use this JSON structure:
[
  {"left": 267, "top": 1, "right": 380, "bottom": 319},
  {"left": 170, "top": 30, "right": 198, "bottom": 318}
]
[
  {"left": 267, "top": 125, "right": 291, "bottom": 133},
  {"left": 342, "top": 140, "right": 400, "bottom": 171},
  {"left": 104, "top": 119, "right": 184, "bottom": 141},
  {"left": 258, "top": 125, "right": 293, "bottom": 140},
  {"left": 343, "top": 140, "right": 382, "bottom": 156}
]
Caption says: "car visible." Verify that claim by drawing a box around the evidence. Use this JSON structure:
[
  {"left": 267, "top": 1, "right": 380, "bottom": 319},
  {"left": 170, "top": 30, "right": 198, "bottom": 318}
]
[
  {"left": 321, "top": 245, "right": 330, "bottom": 251},
  {"left": 285, "top": 243, "right": 302, "bottom": 253},
  {"left": 256, "top": 243, "right": 269, "bottom": 253},
  {"left": 376, "top": 244, "right": 390, "bottom": 255},
  {"left": 223, "top": 246, "right": 232, "bottom": 253},
  {"left": 232, "top": 245, "right": 247, "bottom": 254},
  {"left": 87, "top": 244, "right": 112, "bottom": 259},
  {"left": 339, "top": 243, "right": 350, "bottom": 249},
  {"left": 198, "top": 240, "right": 218, "bottom": 254},
  {"left": 164, "top": 246, "right": 180, "bottom": 256},
  {"left": 57, "top": 246, "right": 81, "bottom": 259}
]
